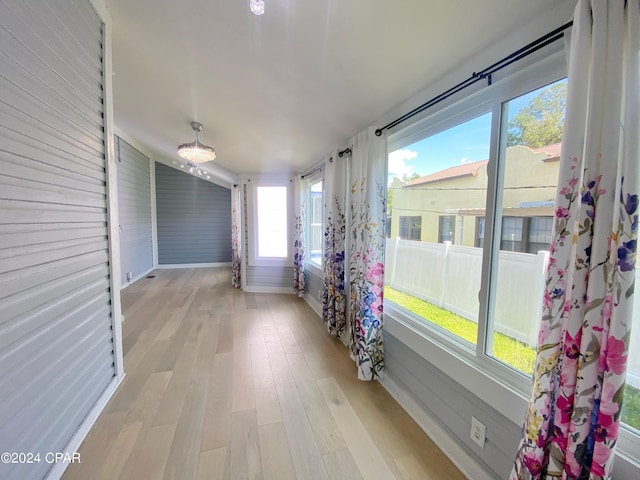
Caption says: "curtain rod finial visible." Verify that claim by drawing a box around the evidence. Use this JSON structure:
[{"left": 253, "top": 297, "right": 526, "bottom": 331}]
[
  {"left": 375, "top": 129, "right": 382, "bottom": 136},
  {"left": 338, "top": 147, "right": 352, "bottom": 158}
]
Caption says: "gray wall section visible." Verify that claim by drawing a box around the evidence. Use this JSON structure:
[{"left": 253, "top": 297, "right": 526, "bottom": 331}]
[
  {"left": 116, "top": 136, "right": 153, "bottom": 283},
  {"left": 384, "top": 334, "right": 519, "bottom": 478},
  {"left": 246, "top": 266, "right": 294, "bottom": 288},
  {"left": 383, "top": 331, "right": 640, "bottom": 479},
  {"left": 0, "top": 1, "right": 116, "bottom": 479},
  {"left": 305, "top": 268, "right": 324, "bottom": 301},
  {"left": 155, "top": 162, "right": 231, "bottom": 264}
]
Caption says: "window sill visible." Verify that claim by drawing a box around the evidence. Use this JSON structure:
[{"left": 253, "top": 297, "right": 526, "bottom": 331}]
[
  {"left": 306, "top": 261, "right": 323, "bottom": 279},
  {"left": 383, "top": 302, "right": 528, "bottom": 426}
]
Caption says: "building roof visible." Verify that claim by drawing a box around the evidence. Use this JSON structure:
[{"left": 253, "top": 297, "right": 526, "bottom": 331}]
[
  {"left": 531, "top": 142, "right": 562, "bottom": 161},
  {"left": 404, "top": 142, "right": 562, "bottom": 187},
  {"left": 404, "top": 160, "right": 488, "bottom": 187}
]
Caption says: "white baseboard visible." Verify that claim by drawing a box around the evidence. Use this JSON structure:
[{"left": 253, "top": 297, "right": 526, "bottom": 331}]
[
  {"left": 378, "top": 374, "right": 493, "bottom": 480},
  {"left": 46, "top": 374, "right": 124, "bottom": 480},
  {"left": 303, "top": 292, "right": 322, "bottom": 317},
  {"left": 120, "top": 267, "right": 155, "bottom": 290},
  {"left": 156, "top": 262, "right": 232, "bottom": 269},
  {"left": 243, "top": 285, "right": 295, "bottom": 294}
]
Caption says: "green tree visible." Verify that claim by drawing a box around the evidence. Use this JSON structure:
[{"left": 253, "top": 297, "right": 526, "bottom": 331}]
[
  {"left": 507, "top": 82, "right": 567, "bottom": 148},
  {"left": 387, "top": 173, "right": 419, "bottom": 216},
  {"left": 403, "top": 172, "right": 421, "bottom": 182}
]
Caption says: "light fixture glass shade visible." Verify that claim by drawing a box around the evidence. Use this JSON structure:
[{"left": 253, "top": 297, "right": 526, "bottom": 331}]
[
  {"left": 177, "top": 122, "right": 216, "bottom": 163},
  {"left": 177, "top": 142, "right": 216, "bottom": 163},
  {"left": 250, "top": 0, "right": 265, "bottom": 15}
]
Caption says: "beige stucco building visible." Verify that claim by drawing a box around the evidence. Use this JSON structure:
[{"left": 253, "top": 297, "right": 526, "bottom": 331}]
[{"left": 390, "top": 143, "right": 561, "bottom": 252}]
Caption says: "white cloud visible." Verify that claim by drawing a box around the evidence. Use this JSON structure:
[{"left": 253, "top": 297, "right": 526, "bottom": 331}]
[
  {"left": 460, "top": 157, "right": 469, "bottom": 164},
  {"left": 388, "top": 149, "right": 418, "bottom": 181}
]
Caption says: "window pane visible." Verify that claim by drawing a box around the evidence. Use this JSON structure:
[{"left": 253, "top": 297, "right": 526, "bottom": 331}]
[
  {"left": 622, "top": 224, "right": 640, "bottom": 432},
  {"left": 399, "top": 216, "right": 421, "bottom": 240},
  {"left": 624, "top": 305, "right": 640, "bottom": 431},
  {"left": 439, "top": 215, "right": 455, "bottom": 243},
  {"left": 527, "top": 217, "right": 553, "bottom": 253},
  {"left": 500, "top": 217, "right": 523, "bottom": 252},
  {"left": 410, "top": 216, "right": 422, "bottom": 240},
  {"left": 309, "top": 180, "right": 323, "bottom": 267},
  {"left": 488, "top": 79, "right": 566, "bottom": 374},
  {"left": 257, "top": 186, "right": 288, "bottom": 258},
  {"left": 399, "top": 217, "right": 409, "bottom": 239},
  {"left": 386, "top": 112, "right": 492, "bottom": 346},
  {"left": 476, "top": 217, "right": 485, "bottom": 248}
]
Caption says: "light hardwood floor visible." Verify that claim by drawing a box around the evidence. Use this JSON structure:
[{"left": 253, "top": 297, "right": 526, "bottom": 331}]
[{"left": 62, "top": 267, "right": 465, "bottom": 480}]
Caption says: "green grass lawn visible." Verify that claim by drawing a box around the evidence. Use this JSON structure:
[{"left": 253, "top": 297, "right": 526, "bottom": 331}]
[{"left": 384, "top": 286, "right": 640, "bottom": 432}]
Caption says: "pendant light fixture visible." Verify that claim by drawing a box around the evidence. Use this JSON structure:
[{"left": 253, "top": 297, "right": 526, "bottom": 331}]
[
  {"left": 172, "top": 160, "right": 211, "bottom": 180},
  {"left": 250, "top": 0, "right": 265, "bottom": 15},
  {"left": 177, "top": 121, "right": 216, "bottom": 163}
]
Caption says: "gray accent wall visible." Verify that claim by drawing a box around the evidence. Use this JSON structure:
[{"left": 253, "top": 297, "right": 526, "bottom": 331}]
[
  {"left": 116, "top": 136, "right": 153, "bottom": 283},
  {"left": 0, "top": 1, "right": 116, "bottom": 479},
  {"left": 155, "top": 162, "right": 231, "bottom": 264}
]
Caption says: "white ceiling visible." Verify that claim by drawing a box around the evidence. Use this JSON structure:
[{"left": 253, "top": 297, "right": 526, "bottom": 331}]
[{"left": 105, "top": 0, "right": 574, "bottom": 183}]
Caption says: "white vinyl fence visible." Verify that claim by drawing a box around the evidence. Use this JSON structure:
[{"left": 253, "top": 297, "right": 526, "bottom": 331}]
[{"left": 385, "top": 238, "right": 640, "bottom": 389}]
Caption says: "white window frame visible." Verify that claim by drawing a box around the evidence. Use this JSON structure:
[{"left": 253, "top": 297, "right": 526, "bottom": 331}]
[
  {"left": 383, "top": 42, "right": 640, "bottom": 460},
  {"left": 245, "top": 176, "right": 294, "bottom": 268},
  {"left": 302, "top": 172, "right": 324, "bottom": 278}
]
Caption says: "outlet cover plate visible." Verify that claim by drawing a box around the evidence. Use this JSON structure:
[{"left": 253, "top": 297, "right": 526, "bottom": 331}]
[{"left": 471, "top": 416, "right": 486, "bottom": 448}]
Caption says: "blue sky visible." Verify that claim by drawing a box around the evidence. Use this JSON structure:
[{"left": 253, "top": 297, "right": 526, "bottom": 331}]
[{"left": 387, "top": 80, "right": 565, "bottom": 183}]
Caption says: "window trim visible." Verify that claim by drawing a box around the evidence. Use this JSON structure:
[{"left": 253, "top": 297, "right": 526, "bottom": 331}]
[{"left": 246, "top": 177, "right": 294, "bottom": 268}]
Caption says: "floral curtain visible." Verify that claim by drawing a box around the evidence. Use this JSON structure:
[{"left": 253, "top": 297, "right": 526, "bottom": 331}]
[
  {"left": 294, "top": 175, "right": 306, "bottom": 296},
  {"left": 323, "top": 153, "right": 348, "bottom": 337},
  {"left": 349, "top": 127, "right": 388, "bottom": 381},
  {"left": 512, "top": 1, "right": 639, "bottom": 478},
  {"left": 231, "top": 185, "right": 242, "bottom": 288}
]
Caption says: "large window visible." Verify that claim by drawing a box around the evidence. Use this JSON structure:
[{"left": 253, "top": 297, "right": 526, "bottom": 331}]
[
  {"left": 308, "top": 179, "right": 324, "bottom": 268},
  {"left": 386, "top": 79, "right": 566, "bottom": 358},
  {"left": 247, "top": 180, "right": 293, "bottom": 267},
  {"left": 384, "top": 37, "right": 639, "bottom": 453},
  {"left": 386, "top": 112, "right": 492, "bottom": 346}
]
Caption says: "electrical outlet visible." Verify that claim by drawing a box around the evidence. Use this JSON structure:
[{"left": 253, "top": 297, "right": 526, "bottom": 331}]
[{"left": 470, "top": 416, "right": 486, "bottom": 448}]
